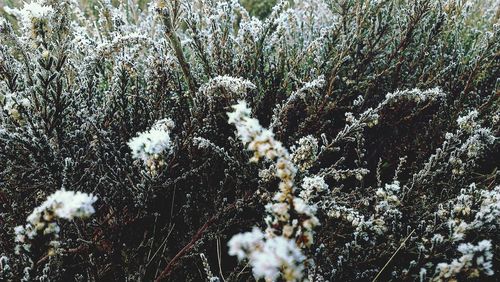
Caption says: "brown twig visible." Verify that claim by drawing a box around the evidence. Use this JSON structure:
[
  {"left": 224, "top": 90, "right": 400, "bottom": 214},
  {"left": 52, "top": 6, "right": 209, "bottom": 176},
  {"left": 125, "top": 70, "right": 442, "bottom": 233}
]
[
  {"left": 372, "top": 229, "right": 415, "bottom": 282},
  {"left": 154, "top": 203, "right": 237, "bottom": 281},
  {"left": 154, "top": 216, "right": 216, "bottom": 282}
]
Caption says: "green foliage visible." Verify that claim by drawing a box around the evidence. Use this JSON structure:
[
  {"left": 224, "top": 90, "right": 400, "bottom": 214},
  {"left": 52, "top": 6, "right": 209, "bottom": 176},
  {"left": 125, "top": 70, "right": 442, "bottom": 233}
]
[{"left": 240, "top": 0, "right": 278, "bottom": 18}]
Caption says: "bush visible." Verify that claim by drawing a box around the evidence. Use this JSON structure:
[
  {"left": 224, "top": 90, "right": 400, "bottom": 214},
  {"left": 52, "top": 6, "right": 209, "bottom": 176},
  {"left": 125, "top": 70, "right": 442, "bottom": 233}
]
[{"left": 0, "top": 0, "right": 498, "bottom": 281}]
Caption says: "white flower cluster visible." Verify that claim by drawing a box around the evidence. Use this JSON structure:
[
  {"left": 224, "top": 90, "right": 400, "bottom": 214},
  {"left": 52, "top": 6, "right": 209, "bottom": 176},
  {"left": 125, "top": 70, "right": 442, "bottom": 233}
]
[
  {"left": 14, "top": 189, "right": 97, "bottom": 255},
  {"left": 4, "top": 0, "right": 54, "bottom": 35},
  {"left": 291, "top": 135, "right": 319, "bottom": 171},
  {"left": 445, "top": 185, "right": 476, "bottom": 241},
  {"left": 299, "top": 176, "right": 327, "bottom": 203},
  {"left": 129, "top": 130, "right": 171, "bottom": 162},
  {"left": 434, "top": 240, "right": 494, "bottom": 280},
  {"left": 5, "top": 0, "right": 54, "bottom": 21},
  {"left": 128, "top": 118, "right": 174, "bottom": 174},
  {"left": 227, "top": 101, "right": 319, "bottom": 281},
  {"left": 383, "top": 87, "right": 446, "bottom": 105},
  {"left": 473, "top": 185, "right": 500, "bottom": 229},
  {"left": 197, "top": 76, "right": 256, "bottom": 99},
  {"left": 443, "top": 184, "right": 500, "bottom": 241},
  {"left": 227, "top": 101, "right": 287, "bottom": 162},
  {"left": 375, "top": 181, "right": 402, "bottom": 223},
  {"left": 228, "top": 228, "right": 305, "bottom": 281},
  {"left": 457, "top": 110, "right": 479, "bottom": 134}
]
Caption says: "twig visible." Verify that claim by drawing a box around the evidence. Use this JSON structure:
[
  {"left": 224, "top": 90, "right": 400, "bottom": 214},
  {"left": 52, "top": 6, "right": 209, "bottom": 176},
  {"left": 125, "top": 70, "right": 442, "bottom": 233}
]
[
  {"left": 154, "top": 216, "right": 216, "bottom": 282},
  {"left": 146, "top": 224, "right": 176, "bottom": 270},
  {"left": 217, "top": 236, "right": 226, "bottom": 281},
  {"left": 154, "top": 203, "right": 237, "bottom": 281},
  {"left": 372, "top": 229, "right": 415, "bottom": 282}
]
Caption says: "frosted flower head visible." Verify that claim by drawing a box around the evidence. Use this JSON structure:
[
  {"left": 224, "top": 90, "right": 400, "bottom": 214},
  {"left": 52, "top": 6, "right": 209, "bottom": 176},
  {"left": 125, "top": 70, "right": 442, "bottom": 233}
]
[
  {"left": 227, "top": 101, "right": 315, "bottom": 280},
  {"left": 230, "top": 233, "right": 306, "bottom": 282},
  {"left": 151, "top": 118, "right": 175, "bottom": 132},
  {"left": 5, "top": 0, "right": 54, "bottom": 34},
  {"left": 457, "top": 110, "right": 479, "bottom": 133},
  {"left": 300, "top": 175, "right": 327, "bottom": 202},
  {"left": 20, "top": 1, "right": 54, "bottom": 20},
  {"left": 293, "top": 198, "right": 317, "bottom": 217},
  {"left": 251, "top": 237, "right": 305, "bottom": 281},
  {"left": 435, "top": 240, "right": 494, "bottom": 279},
  {"left": 43, "top": 190, "right": 97, "bottom": 220},
  {"left": 28, "top": 190, "right": 97, "bottom": 222},
  {"left": 227, "top": 100, "right": 252, "bottom": 125},
  {"left": 227, "top": 227, "right": 264, "bottom": 260},
  {"left": 128, "top": 129, "right": 171, "bottom": 163},
  {"left": 14, "top": 189, "right": 97, "bottom": 256},
  {"left": 291, "top": 135, "right": 319, "bottom": 171}
]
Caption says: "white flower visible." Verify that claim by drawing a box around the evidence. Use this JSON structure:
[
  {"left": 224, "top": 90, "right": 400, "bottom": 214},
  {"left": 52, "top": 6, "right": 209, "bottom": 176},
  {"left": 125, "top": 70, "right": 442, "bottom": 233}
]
[
  {"left": 227, "top": 100, "right": 252, "bottom": 125},
  {"left": 5, "top": 0, "right": 54, "bottom": 30},
  {"left": 300, "top": 175, "right": 327, "bottom": 202},
  {"left": 434, "top": 240, "right": 494, "bottom": 279},
  {"left": 227, "top": 101, "right": 317, "bottom": 280},
  {"left": 14, "top": 189, "right": 97, "bottom": 255},
  {"left": 227, "top": 227, "right": 264, "bottom": 260},
  {"left": 293, "top": 198, "right": 316, "bottom": 216},
  {"left": 27, "top": 190, "right": 97, "bottom": 223},
  {"left": 151, "top": 118, "right": 175, "bottom": 131},
  {"left": 266, "top": 202, "right": 290, "bottom": 220},
  {"left": 45, "top": 190, "right": 97, "bottom": 220},
  {"left": 230, "top": 234, "right": 305, "bottom": 282},
  {"left": 457, "top": 110, "right": 479, "bottom": 133},
  {"left": 291, "top": 135, "right": 319, "bottom": 171},
  {"left": 22, "top": 1, "right": 53, "bottom": 19},
  {"left": 128, "top": 129, "right": 171, "bottom": 162},
  {"left": 251, "top": 237, "right": 305, "bottom": 281}
]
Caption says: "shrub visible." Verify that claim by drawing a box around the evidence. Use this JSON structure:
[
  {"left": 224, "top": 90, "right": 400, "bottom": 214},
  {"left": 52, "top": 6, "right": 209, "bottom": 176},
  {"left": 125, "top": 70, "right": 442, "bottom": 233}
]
[{"left": 0, "top": 0, "right": 498, "bottom": 281}]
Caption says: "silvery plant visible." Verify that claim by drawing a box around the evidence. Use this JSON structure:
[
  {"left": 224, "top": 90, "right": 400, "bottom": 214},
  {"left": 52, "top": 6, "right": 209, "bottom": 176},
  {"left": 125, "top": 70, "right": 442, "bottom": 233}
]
[{"left": 0, "top": 0, "right": 498, "bottom": 281}]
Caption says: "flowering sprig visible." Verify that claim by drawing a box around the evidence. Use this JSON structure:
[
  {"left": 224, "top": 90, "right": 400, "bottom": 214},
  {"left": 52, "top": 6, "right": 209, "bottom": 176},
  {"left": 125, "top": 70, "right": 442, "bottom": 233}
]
[
  {"left": 14, "top": 189, "right": 97, "bottom": 256},
  {"left": 291, "top": 135, "right": 319, "bottom": 171},
  {"left": 433, "top": 240, "right": 494, "bottom": 280},
  {"left": 227, "top": 100, "right": 319, "bottom": 281},
  {"left": 128, "top": 118, "right": 174, "bottom": 175},
  {"left": 4, "top": 0, "right": 54, "bottom": 40}
]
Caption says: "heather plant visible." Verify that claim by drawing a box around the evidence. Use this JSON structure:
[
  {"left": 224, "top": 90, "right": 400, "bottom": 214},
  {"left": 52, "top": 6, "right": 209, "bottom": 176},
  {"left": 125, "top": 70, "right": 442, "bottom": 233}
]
[{"left": 0, "top": 0, "right": 498, "bottom": 281}]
